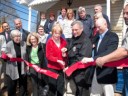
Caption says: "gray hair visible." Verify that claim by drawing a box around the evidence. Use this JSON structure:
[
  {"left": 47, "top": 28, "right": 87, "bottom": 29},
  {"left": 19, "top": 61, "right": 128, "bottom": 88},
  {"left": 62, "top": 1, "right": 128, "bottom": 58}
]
[
  {"left": 71, "top": 20, "right": 83, "bottom": 29},
  {"left": 10, "top": 30, "right": 21, "bottom": 39},
  {"left": 94, "top": 4, "right": 102, "bottom": 11},
  {"left": 78, "top": 6, "right": 86, "bottom": 13},
  {"left": 14, "top": 18, "right": 22, "bottom": 23}
]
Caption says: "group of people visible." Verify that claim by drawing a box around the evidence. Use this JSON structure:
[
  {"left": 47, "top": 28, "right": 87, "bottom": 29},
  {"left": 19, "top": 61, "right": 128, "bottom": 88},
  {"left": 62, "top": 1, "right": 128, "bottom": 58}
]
[{"left": 0, "top": 3, "right": 128, "bottom": 96}]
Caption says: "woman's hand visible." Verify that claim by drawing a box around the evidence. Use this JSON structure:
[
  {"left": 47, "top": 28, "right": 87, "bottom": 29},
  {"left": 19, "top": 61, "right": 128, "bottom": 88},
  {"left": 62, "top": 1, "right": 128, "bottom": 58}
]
[
  {"left": 63, "top": 67, "right": 68, "bottom": 72},
  {"left": 57, "top": 60, "right": 65, "bottom": 66},
  {"left": 7, "top": 53, "right": 13, "bottom": 58},
  {"left": 62, "top": 53, "right": 67, "bottom": 57},
  {"left": 61, "top": 47, "right": 67, "bottom": 53},
  {"left": 26, "top": 66, "right": 29, "bottom": 71}
]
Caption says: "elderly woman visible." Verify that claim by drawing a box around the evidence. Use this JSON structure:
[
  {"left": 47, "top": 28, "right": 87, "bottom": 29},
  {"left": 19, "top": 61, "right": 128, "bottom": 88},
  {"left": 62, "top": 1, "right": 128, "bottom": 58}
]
[
  {"left": 46, "top": 23, "right": 67, "bottom": 96},
  {"left": 5, "top": 30, "right": 27, "bottom": 96},
  {"left": 26, "top": 32, "right": 47, "bottom": 96}
]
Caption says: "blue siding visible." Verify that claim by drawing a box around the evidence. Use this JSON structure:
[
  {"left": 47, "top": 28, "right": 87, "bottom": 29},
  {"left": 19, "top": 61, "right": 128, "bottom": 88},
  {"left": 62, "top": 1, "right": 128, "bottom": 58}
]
[{"left": 0, "top": 0, "right": 37, "bottom": 32}]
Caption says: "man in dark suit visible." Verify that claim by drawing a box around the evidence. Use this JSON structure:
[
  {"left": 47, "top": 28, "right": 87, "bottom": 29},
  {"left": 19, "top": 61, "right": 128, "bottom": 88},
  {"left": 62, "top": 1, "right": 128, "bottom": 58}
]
[
  {"left": 1, "top": 22, "right": 11, "bottom": 42},
  {"left": 14, "top": 18, "right": 29, "bottom": 42},
  {"left": 95, "top": 4, "right": 128, "bottom": 96},
  {"left": 81, "top": 18, "right": 119, "bottom": 96},
  {"left": 94, "top": 4, "right": 111, "bottom": 30}
]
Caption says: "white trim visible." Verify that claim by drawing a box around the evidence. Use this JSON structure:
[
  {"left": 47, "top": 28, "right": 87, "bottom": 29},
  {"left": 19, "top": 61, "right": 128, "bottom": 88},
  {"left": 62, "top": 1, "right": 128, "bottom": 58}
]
[
  {"left": 28, "top": 7, "right": 31, "bottom": 32},
  {"left": 106, "top": 0, "right": 111, "bottom": 22},
  {"left": 123, "top": 0, "right": 128, "bottom": 37},
  {"left": 28, "top": 0, "right": 59, "bottom": 6}
]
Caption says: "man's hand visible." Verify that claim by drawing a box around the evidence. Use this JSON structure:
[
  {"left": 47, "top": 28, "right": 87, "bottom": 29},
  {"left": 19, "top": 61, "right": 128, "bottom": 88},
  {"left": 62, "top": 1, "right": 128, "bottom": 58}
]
[
  {"left": 61, "top": 47, "right": 67, "bottom": 57},
  {"left": 7, "top": 53, "right": 13, "bottom": 58},
  {"left": 96, "top": 57, "right": 106, "bottom": 67},
  {"left": 81, "top": 57, "right": 94, "bottom": 64}
]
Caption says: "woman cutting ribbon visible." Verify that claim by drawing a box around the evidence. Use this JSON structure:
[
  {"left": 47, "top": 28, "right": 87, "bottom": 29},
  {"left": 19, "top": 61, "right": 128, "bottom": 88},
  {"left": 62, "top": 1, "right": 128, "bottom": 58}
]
[
  {"left": 5, "top": 30, "right": 27, "bottom": 96},
  {"left": 46, "top": 22, "right": 67, "bottom": 96},
  {"left": 26, "top": 32, "right": 48, "bottom": 96}
]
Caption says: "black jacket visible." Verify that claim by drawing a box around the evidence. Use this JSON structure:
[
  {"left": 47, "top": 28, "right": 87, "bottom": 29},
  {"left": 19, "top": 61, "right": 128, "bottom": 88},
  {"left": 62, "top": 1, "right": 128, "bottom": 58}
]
[
  {"left": 94, "top": 31, "right": 119, "bottom": 84},
  {"left": 68, "top": 32, "right": 92, "bottom": 65},
  {"left": 67, "top": 32, "right": 92, "bottom": 87},
  {"left": 26, "top": 43, "right": 46, "bottom": 68}
]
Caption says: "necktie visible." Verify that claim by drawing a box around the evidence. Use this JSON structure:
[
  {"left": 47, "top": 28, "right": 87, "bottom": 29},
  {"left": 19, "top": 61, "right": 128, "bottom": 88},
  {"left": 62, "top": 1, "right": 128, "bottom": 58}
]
[{"left": 97, "top": 35, "right": 103, "bottom": 51}]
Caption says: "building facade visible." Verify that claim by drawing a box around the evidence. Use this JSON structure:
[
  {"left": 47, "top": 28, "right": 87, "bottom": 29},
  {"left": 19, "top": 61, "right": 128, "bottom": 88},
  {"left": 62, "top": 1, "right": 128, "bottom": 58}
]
[{"left": 0, "top": 0, "right": 38, "bottom": 32}]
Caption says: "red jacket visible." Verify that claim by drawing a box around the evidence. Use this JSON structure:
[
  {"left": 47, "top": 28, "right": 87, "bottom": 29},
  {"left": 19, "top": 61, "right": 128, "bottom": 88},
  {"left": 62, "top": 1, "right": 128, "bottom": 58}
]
[{"left": 46, "top": 37, "right": 67, "bottom": 70}]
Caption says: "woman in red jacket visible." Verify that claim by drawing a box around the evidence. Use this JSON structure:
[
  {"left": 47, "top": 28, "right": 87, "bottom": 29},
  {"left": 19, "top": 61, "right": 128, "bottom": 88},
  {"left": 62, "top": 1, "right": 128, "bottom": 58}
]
[{"left": 46, "top": 22, "right": 67, "bottom": 96}]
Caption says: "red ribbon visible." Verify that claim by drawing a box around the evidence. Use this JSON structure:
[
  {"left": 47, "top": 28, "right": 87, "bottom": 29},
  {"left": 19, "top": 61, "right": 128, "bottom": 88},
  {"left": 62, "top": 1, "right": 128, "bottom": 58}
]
[
  {"left": 1, "top": 52, "right": 59, "bottom": 79},
  {"left": 65, "top": 58, "right": 128, "bottom": 77}
]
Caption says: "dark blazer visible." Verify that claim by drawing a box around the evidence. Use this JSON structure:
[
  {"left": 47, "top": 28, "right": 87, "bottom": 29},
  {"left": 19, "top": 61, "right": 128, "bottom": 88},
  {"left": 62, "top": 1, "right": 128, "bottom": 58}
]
[
  {"left": 0, "top": 31, "right": 11, "bottom": 43},
  {"left": 26, "top": 43, "right": 48, "bottom": 85},
  {"left": 21, "top": 29, "right": 29, "bottom": 42},
  {"left": 26, "top": 43, "right": 46, "bottom": 68},
  {"left": 94, "top": 30, "right": 119, "bottom": 84}
]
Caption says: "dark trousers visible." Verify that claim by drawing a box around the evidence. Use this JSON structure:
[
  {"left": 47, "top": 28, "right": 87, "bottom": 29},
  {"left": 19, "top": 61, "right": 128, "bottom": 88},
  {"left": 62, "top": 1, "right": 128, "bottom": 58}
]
[
  {"left": 48, "top": 68, "right": 64, "bottom": 96},
  {"left": 30, "top": 68, "right": 47, "bottom": 96},
  {"left": 73, "top": 70, "right": 90, "bottom": 96},
  {"left": 6, "top": 74, "right": 27, "bottom": 96}
]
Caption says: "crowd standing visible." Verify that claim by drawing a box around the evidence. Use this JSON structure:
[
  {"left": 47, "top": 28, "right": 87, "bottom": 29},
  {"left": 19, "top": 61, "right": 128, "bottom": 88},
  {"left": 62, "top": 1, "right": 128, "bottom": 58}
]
[{"left": 0, "top": 3, "right": 127, "bottom": 96}]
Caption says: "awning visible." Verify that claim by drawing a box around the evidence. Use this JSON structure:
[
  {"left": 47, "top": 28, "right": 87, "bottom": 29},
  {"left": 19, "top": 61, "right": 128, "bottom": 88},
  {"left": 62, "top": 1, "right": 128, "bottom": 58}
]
[
  {"left": 16, "top": 0, "right": 33, "bottom": 5},
  {"left": 28, "top": 0, "right": 59, "bottom": 11}
]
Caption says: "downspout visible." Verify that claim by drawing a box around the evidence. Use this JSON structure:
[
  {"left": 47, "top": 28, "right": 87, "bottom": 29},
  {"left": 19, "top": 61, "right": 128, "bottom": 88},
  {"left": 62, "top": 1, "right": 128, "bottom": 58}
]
[
  {"left": 123, "top": 0, "right": 128, "bottom": 37},
  {"left": 28, "top": 6, "right": 31, "bottom": 32},
  {"left": 106, "top": 0, "right": 111, "bottom": 22}
]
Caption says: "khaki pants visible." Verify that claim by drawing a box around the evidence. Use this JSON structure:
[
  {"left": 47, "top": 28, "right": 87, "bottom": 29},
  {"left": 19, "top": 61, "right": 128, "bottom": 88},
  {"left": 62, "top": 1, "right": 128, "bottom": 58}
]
[{"left": 90, "top": 70, "right": 115, "bottom": 96}]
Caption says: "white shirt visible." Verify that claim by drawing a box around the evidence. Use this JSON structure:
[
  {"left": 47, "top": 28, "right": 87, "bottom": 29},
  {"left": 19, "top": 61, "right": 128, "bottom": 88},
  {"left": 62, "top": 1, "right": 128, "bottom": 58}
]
[
  {"left": 40, "top": 19, "right": 46, "bottom": 26},
  {"left": 39, "top": 33, "right": 48, "bottom": 44},
  {"left": 62, "top": 19, "right": 75, "bottom": 38},
  {"left": 0, "top": 35, "right": 6, "bottom": 55},
  {"left": 57, "top": 15, "right": 66, "bottom": 27}
]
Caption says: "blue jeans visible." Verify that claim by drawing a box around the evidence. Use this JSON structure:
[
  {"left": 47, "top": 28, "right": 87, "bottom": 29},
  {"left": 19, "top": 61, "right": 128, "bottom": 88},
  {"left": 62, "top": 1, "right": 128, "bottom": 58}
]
[
  {"left": 115, "top": 70, "right": 124, "bottom": 93},
  {"left": 123, "top": 68, "right": 128, "bottom": 96}
]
